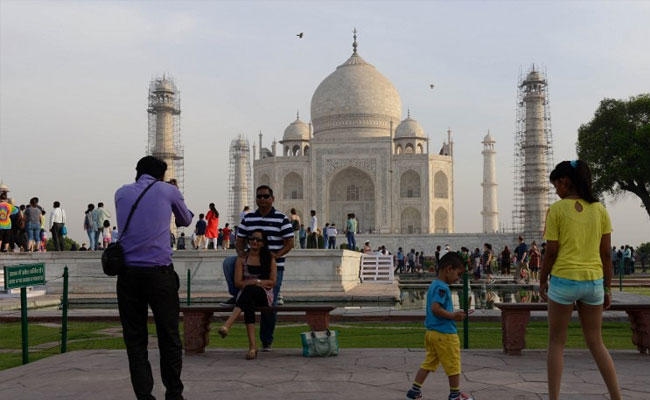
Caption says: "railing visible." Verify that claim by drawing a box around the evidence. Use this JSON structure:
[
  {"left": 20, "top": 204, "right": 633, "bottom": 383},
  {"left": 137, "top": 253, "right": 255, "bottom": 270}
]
[{"left": 359, "top": 254, "right": 394, "bottom": 283}]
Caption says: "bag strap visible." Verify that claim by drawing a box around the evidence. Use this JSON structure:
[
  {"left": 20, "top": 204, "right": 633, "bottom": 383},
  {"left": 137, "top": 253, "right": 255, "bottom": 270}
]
[{"left": 119, "top": 180, "right": 157, "bottom": 242}]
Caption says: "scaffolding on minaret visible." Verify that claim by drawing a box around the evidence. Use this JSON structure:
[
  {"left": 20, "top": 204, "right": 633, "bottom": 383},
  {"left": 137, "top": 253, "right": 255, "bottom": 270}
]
[
  {"left": 228, "top": 134, "right": 253, "bottom": 226},
  {"left": 147, "top": 75, "right": 184, "bottom": 194},
  {"left": 512, "top": 66, "right": 555, "bottom": 240}
]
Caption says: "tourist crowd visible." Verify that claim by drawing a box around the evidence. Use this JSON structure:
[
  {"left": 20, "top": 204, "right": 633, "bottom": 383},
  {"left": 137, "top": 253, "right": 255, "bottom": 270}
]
[{"left": 0, "top": 157, "right": 634, "bottom": 400}]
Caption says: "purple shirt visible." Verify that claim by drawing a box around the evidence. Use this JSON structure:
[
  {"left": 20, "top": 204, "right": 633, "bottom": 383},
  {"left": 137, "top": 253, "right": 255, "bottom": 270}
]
[{"left": 115, "top": 174, "right": 193, "bottom": 267}]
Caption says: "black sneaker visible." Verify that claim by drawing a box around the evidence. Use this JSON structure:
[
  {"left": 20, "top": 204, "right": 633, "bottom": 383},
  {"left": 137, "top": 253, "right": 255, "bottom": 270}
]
[{"left": 220, "top": 297, "right": 236, "bottom": 306}]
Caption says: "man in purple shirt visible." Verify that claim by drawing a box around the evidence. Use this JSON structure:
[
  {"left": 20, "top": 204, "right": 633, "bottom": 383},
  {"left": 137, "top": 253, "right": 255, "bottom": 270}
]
[{"left": 115, "top": 156, "right": 193, "bottom": 400}]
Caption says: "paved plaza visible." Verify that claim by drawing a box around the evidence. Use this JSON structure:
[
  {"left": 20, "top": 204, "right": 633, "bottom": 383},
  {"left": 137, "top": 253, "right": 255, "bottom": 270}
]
[{"left": 0, "top": 349, "right": 647, "bottom": 399}]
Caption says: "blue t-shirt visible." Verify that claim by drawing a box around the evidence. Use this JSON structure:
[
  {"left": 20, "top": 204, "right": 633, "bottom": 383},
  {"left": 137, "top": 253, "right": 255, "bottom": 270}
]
[
  {"left": 515, "top": 243, "right": 528, "bottom": 262},
  {"left": 195, "top": 219, "right": 207, "bottom": 235},
  {"left": 425, "top": 280, "right": 456, "bottom": 334}
]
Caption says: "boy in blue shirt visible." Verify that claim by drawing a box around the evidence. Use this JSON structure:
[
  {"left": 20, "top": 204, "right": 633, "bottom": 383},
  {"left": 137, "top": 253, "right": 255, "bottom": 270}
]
[{"left": 406, "top": 252, "right": 474, "bottom": 400}]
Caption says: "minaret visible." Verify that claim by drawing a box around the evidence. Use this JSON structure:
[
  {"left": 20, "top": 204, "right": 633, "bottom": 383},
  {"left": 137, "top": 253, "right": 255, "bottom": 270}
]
[
  {"left": 521, "top": 67, "right": 550, "bottom": 240},
  {"left": 229, "top": 135, "right": 252, "bottom": 225},
  {"left": 481, "top": 131, "right": 499, "bottom": 233},
  {"left": 147, "top": 75, "right": 183, "bottom": 190}
]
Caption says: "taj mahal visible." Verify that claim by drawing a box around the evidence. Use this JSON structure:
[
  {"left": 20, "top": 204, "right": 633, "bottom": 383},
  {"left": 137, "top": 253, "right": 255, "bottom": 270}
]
[{"left": 252, "top": 32, "right": 455, "bottom": 235}]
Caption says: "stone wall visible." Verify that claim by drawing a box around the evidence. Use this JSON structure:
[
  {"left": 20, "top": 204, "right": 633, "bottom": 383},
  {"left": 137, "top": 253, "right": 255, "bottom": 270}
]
[{"left": 0, "top": 250, "right": 363, "bottom": 295}]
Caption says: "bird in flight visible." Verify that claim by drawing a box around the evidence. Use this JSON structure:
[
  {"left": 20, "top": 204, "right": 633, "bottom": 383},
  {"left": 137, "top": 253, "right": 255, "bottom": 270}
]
[
  {"left": 297, "top": 32, "right": 304, "bottom": 38},
  {"left": 429, "top": 84, "right": 435, "bottom": 89}
]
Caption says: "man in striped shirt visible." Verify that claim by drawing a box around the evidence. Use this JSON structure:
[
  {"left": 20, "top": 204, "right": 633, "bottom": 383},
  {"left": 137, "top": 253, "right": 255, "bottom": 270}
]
[{"left": 222, "top": 185, "right": 294, "bottom": 351}]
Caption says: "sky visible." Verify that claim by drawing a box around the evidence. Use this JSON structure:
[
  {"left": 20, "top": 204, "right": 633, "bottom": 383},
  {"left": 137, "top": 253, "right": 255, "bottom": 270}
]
[{"left": 1, "top": 0, "right": 649, "bottom": 247}]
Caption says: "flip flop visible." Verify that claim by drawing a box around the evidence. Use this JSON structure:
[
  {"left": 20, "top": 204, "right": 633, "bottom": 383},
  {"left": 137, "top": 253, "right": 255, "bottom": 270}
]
[
  {"left": 246, "top": 349, "right": 258, "bottom": 360},
  {"left": 218, "top": 326, "right": 229, "bottom": 338}
]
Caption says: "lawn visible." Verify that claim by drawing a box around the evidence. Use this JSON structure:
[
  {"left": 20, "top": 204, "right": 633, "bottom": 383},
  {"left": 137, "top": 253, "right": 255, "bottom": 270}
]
[{"left": 0, "top": 320, "right": 635, "bottom": 371}]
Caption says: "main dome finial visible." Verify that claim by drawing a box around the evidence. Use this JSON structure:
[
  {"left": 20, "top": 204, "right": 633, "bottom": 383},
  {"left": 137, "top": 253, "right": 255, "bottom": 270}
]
[{"left": 352, "top": 28, "right": 358, "bottom": 54}]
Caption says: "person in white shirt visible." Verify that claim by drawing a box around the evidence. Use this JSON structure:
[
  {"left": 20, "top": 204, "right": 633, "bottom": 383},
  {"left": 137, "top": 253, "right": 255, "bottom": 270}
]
[
  {"left": 308, "top": 210, "right": 318, "bottom": 249},
  {"left": 440, "top": 244, "right": 451, "bottom": 258},
  {"left": 111, "top": 226, "right": 119, "bottom": 243},
  {"left": 94, "top": 202, "right": 112, "bottom": 249},
  {"left": 326, "top": 224, "right": 338, "bottom": 249},
  {"left": 49, "top": 201, "right": 66, "bottom": 251}
]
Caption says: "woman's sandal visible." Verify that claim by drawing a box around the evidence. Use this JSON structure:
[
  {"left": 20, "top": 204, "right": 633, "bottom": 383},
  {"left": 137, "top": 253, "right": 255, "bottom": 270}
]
[
  {"left": 246, "top": 348, "right": 258, "bottom": 360},
  {"left": 217, "top": 326, "right": 229, "bottom": 338}
]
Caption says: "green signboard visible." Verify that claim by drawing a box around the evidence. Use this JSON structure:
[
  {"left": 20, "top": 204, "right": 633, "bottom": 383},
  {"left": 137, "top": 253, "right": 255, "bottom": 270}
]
[{"left": 3, "top": 263, "right": 46, "bottom": 290}]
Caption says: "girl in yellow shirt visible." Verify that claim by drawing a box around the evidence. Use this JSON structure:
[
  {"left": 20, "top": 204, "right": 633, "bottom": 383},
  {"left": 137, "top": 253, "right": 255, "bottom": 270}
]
[{"left": 540, "top": 160, "right": 620, "bottom": 400}]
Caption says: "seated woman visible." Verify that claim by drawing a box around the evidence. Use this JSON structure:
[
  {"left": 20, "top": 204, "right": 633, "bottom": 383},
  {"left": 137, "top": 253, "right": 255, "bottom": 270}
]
[{"left": 218, "top": 229, "right": 276, "bottom": 359}]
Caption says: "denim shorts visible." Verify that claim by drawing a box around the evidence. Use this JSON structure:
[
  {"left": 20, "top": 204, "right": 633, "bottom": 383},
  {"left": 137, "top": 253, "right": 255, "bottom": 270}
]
[
  {"left": 26, "top": 221, "right": 41, "bottom": 242},
  {"left": 548, "top": 276, "right": 604, "bottom": 305}
]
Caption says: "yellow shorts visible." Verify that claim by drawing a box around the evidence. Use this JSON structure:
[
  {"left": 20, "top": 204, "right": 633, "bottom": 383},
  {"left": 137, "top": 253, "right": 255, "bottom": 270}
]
[{"left": 420, "top": 330, "right": 461, "bottom": 376}]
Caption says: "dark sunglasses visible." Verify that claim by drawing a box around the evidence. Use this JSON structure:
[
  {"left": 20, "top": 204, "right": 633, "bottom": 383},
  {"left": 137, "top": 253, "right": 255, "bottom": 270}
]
[
  {"left": 256, "top": 194, "right": 271, "bottom": 199},
  {"left": 248, "top": 237, "right": 264, "bottom": 243}
]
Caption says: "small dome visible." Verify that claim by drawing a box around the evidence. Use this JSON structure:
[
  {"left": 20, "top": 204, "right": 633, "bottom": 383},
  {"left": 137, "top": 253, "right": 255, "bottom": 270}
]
[
  {"left": 483, "top": 131, "right": 495, "bottom": 143},
  {"left": 283, "top": 117, "right": 310, "bottom": 141},
  {"left": 526, "top": 70, "right": 542, "bottom": 80},
  {"left": 154, "top": 77, "right": 175, "bottom": 93},
  {"left": 395, "top": 116, "right": 425, "bottom": 138}
]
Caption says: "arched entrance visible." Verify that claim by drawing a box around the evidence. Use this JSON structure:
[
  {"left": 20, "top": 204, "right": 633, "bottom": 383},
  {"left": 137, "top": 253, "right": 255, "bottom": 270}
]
[
  {"left": 400, "top": 207, "right": 421, "bottom": 234},
  {"left": 328, "top": 167, "right": 375, "bottom": 232},
  {"left": 283, "top": 172, "right": 303, "bottom": 200},
  {"left": 435, "top": 207, "right": 449, "bottom": 233}
]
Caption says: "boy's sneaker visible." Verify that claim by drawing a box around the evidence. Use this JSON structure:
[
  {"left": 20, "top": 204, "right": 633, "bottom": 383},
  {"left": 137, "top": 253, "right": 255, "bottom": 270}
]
[
  {"left": 406, "top": 389, "right": 422, "bottom": 399},
  {"left": 449, "top": 392, "right": 473, "bottom": 400}
]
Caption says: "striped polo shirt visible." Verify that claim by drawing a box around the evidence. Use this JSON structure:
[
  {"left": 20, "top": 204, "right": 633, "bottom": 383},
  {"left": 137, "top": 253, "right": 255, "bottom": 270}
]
[{"left": 238, "top": 207, "right": 294, "bottom": 270}]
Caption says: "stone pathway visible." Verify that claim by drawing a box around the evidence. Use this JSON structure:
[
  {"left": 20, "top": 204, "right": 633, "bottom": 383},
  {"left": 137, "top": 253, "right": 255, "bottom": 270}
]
[{"left": 0, "top": 349, "right": 647, "bottom": 399}]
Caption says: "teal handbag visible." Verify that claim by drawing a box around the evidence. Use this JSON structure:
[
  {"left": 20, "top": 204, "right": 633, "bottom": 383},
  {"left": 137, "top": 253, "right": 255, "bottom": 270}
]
[
  {"left": 61, "top": 225, "right": 68, "bottom": 236},
  {"left": 301, "top": 329, "right": 339, "bottom": 357}
]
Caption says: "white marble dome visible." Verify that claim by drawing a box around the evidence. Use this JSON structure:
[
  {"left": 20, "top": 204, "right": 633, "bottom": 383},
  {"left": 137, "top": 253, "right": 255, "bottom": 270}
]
[
  {"left": 154, "top": 78, "right": 174, "bottom": 92},
  {"left": 483, "top": 131, "right": 495, "bottom": 143},
  {"left": 310, "top": 52, "right": 402, "bottom": 136},
  {"left": 283, "top": 117, "right": 310, "bottom": 141},
  {"left": 525, "top": 70, "right": 544, "bottom": 82},
  {"left": 395, "top": 116, "right": 425, "bottom": 138}
]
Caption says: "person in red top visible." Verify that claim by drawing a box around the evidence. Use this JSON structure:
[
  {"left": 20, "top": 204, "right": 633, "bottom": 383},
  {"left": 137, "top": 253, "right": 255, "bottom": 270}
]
[
  {"left": 205, "top": 203, "right": 219, "bottom": 250},
  {"left": 222, "top": 223, "right": 232, "bottom": 249}
]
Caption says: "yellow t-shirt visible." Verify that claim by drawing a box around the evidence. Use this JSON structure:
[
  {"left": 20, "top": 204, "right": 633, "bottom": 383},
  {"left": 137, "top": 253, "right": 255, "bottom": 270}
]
[{"left": 543, "top": 199, "right": 611, "bottom": 281}]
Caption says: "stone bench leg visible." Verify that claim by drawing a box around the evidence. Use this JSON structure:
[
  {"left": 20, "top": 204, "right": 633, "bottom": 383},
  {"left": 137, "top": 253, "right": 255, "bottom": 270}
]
[
  {"left": 305, "top": 311, "right": 330, "bottom": 331},
  {"left": 626, "top": 310, "right": 650, "bottom": 355},
  {"left": 183, "top": 311, "right": 213, "bottom": 355},
  {"left": 501, "top": 310, "right": 531, "bottom": 355}
]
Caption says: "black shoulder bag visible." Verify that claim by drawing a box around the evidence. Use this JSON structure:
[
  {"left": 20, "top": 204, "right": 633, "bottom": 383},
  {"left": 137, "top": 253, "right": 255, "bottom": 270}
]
[{"left": 102, "top": 181, "right": 157, "bottom": 276}]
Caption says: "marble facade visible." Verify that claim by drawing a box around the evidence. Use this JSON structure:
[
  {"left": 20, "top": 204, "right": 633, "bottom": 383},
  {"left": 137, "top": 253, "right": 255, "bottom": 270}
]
[{"left": 253, "top": 41, "right": 454, "bottom": 234}]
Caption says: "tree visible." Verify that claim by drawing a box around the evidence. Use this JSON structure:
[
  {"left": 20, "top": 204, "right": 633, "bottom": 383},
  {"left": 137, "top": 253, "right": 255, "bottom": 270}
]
[
  {"left": 577, "top": 94, "right": 650, "bottom": 218},
  {"left": 46, "top": 237, "right": 80, "bottom": 251},
  {"left": 638, "top": 242, "right": 650, "bottom": 257}
]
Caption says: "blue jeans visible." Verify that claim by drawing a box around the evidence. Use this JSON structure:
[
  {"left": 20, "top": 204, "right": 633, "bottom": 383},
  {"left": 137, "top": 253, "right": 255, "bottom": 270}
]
[
  {"left": 87, "top": 229, "right": 97, "bottom": 250},
  {"left": 346, "top": 231, "right": 356, "bottom": 251},
  {"left": 328, "top": 237, "right": 336, "bottom": 249},
  {"left": 27, "top": 222, "right": 41, "bottom": 244},
  {"left": 95, "top": 230, "right": 101, "bottom": 250},
  {"left": 222, "top": 256, "right": 284, "bottom": 346}
]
